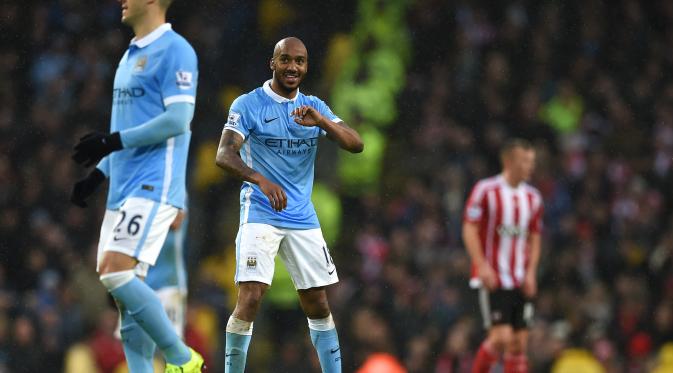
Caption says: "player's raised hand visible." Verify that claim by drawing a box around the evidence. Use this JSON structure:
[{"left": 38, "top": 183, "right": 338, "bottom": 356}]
[
  {"left": 258, "top": 177, "right": 287, "bottom": 212},
  {"left": 478, "top": 261, "right": 498, "bottom": 291},
  {"left": 291, "top": 105, "right": 323, "bottom": 127}
]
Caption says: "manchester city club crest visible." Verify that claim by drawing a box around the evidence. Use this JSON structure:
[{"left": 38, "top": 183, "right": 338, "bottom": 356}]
[
  {"left": 134, "top": 56, "right": 147, "bottom": 72},
  {"left": 246, "top": 255, "right": 257, "bottom": 273}
]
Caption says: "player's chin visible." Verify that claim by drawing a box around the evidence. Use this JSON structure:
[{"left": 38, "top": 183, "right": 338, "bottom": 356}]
[
  {"left": 121, "top": 11, "right": 137, "bottom": 25},
  {"left": 281, "top": 76, "right": 302, "bottom": 89}
]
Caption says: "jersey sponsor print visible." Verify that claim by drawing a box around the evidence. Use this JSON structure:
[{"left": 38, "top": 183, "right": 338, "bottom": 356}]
[{"left": 224, "top": 80, "right": 341, "bottom": 229}]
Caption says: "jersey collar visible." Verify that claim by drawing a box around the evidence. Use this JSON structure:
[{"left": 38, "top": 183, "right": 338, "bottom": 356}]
[
  {"left": 498, "top": 174, "right": 524, "bottom": 191},
  {"left": 263, "top": 80, "right": 299, "bottom": 103},
  {"left": 131, "top": 23, "right": 172, "bottom": 48}
]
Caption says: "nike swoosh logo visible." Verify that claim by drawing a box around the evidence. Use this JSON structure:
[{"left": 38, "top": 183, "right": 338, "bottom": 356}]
[
  {"left": 225, "top": 353, "right": 240, "bottom": 357},
  {"left": 328, "top": 268, "right": 336, "bottom": 275},
  {"left": 330, "top": 347, "right": 340, "bottom": 354},
  {"left": 113, "top": 236, "right": 127, "bottom": 241},
  {"left": 264, "top": 117, "right": 279, "bottom": 123}
]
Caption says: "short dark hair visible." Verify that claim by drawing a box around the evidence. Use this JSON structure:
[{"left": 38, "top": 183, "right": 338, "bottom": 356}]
[{"left": 500, "top": 138, "right": 533, "bottom": 159}]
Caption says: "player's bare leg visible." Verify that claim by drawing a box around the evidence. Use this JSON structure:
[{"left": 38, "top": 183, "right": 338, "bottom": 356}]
[
  {"left": 299, "top": 287, "right": 341, "bottom": 373},
  {"left": 99, "top": 251, "right": 139, "bottom": 274},
  {"left": 487, "top": 324, "right": 514, "bottom": 355},
  {"left": 98, "top": 251, "right": 197, "bottom": 369},
  {"left": 298, "top": 287, "right": 330, "bottom": 318},
  {"left": 225, "top": 281, "right": 268, "bottom": 373},
  {"left": 473, "top": 324, "right": 513, "bottom": 373},
  {"left": 233, "top": 281, "right": 268, "bottom": 321},
  {"left": 503, "top": 330, "right": 529, "bottom": 373}
]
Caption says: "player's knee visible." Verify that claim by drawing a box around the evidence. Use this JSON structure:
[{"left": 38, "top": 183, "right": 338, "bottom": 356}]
[
  {"left": 507, "top": 341, "right": 523, "bottom": 355},
  {"left": 488, "top": 329, "right": 513, "bottom": 353},
  {"left": 238, "top": 293, "right": 262, "bottom": 312},
  {"left": 98, "top": 252, "right": 137, "bottom": 275},
  {"left": 298, "top": 289, "right": 330, "bottom": 318},
  {"left": 489, "top": 338, "right": 508, "bottom": 354},
  {"left": 237, "top": 283, "right": 267, "bottom": 312},
  {"left": 305, "top": 298, "right": 330, "bottom": 318},
  {"left": 507, "top": 335, "right": 527, "bottom": 355}
]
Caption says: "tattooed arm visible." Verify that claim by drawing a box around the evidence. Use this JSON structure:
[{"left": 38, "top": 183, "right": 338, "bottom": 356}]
[{"left": 215, "top": 130, "right": 287, "bottom": 211}]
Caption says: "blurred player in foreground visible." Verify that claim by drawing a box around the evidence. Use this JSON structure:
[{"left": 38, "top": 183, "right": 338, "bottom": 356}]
[
  {"left": 215, "top": 37, "right": 364, "bottom": 373},
  {"left": 462, "top": 139, "right": 543, "bottom": 373},
  {"left": 146, "top": 210, "right": 188, "bottom": 340},
  {"left": 70, "top": 0, "right": 202, "bottom": 371},
  {"left": 113, "top": 210, "right": 189, "bottom": 371}
]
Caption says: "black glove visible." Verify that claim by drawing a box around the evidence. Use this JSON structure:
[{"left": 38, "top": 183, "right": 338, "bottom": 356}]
[
  {"left": 72, "top": 131, "right": 123, "bottom": 167},
  {"left": 70, "top": 168, "right": 106, "bottom": 208}
]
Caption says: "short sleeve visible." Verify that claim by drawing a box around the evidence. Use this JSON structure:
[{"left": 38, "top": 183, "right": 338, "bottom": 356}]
[
  {"left": 312, "top": 97, "right": 342, "bottom": 123},
  {"left": 529, "top": 199, "right": 544, "bottom": 234},
  {"left": 463, "top": 183, "right": 488, "bottom": 224},
  {"left": 160, "top": 40, "right": 198, "bottom": 107},
  {"left": 223, "top": 96, "right": 250, "bottom": 140},
  {"left": 310, "top": 97, "right": 342, "bottom": 137}
]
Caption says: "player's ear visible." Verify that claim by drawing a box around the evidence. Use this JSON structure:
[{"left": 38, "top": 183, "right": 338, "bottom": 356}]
[{"left": 270, "top": 57, "right": 275, "bottom": 71}]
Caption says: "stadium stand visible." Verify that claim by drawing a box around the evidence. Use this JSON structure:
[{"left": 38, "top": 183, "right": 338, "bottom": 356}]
[{"left": 1, "top": 0, "right": 673, "bottom": 372}]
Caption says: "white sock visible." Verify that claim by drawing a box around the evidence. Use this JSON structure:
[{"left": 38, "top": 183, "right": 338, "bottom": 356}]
[
  {"left": 99, "top": 270, "right": 135, "bottom": 291},
  {"left": 307, "top": 313, "right": 335, "bottom": 331},
  {"left": 226, "top": 316, "right": 253, "bottom": 335}
]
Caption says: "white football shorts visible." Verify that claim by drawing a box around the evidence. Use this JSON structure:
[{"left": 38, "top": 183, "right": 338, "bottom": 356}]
[
  {"left": 97, "top": 197, "right": 178, "bottom": 277},
  {"left": 234, "top": 223, "right": 338, "bottom": 290}
]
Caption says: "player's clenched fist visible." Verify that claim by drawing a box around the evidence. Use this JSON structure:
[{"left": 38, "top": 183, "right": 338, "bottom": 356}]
[
  {"left": 291, "top": 105, "right": 323, "bottom": 127},
  {"left": 258, "top": 177, "right": 287, "bottom": 212}
]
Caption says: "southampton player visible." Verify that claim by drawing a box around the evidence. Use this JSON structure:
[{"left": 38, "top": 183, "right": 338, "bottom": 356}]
[
  {"left": 462, "top": 139, "right": 543, "bottom": 373},
  {"left": 70, "top": 0, "right": 202, "bottom": 371},
  {"left": 215, "top": 37, "right": 364, "bottom": 373}
]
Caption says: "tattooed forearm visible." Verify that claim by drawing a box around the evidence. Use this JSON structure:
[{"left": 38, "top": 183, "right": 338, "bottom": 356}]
[{"left": 215, "top": 131, "right": 262, "bottom": 184}]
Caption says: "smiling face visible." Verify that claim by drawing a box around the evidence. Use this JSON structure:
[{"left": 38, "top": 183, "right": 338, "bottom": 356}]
[{"left": 270, "top": 37, "right": 308, "bottom": 94}]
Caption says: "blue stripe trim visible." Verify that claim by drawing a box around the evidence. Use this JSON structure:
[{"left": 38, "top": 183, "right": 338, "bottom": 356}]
[
  {"left": 234, "top": 226, "right": 242, "bottom": 282},
  {"left": 175, "top": 223, "right": 187, "bottom": 293},
  {"left": 133, "top": 202, "right": 160, "bottom": 258}
]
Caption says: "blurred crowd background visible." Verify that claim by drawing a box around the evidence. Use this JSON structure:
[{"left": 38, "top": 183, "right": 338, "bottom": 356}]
[{"left": 2, "top": 0, "right": 673, "bottom": 372}]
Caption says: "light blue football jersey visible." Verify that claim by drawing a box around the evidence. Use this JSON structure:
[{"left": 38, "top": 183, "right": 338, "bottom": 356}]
[
  {"left": 146, "top": 217, "right": 187, "bottom": 293},
  {"left": 224, "top": 81, "right": 342, "bottom": 229},
  {"left": 106, "top": 24, "right": 198, "bottom": 210}
]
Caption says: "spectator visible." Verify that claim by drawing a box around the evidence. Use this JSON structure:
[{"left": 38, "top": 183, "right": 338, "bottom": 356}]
[{"left": 3, "top": 0, "right": 673, "bottom": 371}]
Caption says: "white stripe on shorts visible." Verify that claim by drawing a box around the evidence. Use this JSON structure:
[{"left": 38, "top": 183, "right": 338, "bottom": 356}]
[{"left": 479, "top": 288, "right": 492, "bottom": 329}]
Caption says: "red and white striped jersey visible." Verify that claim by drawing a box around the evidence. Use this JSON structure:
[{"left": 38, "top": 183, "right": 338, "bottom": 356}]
[{"left": 463, "top": 175, "right": 544, "bottom": 289}]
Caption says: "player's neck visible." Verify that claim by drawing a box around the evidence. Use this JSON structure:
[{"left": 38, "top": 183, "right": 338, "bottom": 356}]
[
  {"left": 132, "top": 15, "right": 166, "bottom": 41},
  {"left": 501, "top": 172, "right": 522, "bottom": 188},
  {"left": 270, "top": 80, "right": 298, "bottom": 100}
]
